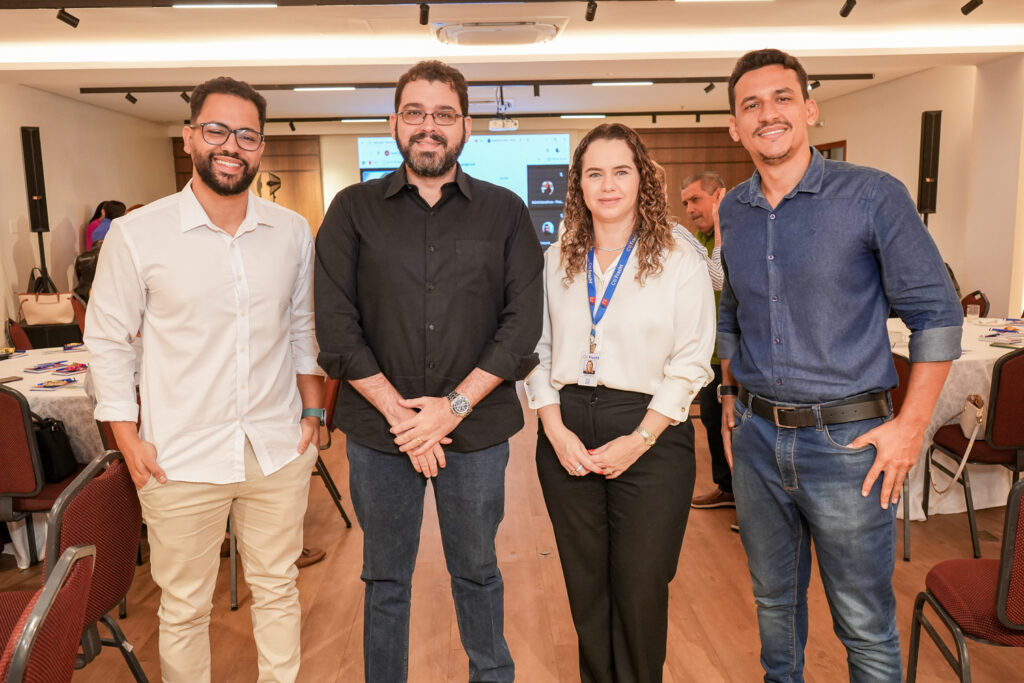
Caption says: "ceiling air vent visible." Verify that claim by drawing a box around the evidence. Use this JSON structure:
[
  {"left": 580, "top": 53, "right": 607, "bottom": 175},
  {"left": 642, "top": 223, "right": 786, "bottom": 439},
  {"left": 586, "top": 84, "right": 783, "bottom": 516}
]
[{"left": 434, "top": 20, "right": 567, "bottom": 46}]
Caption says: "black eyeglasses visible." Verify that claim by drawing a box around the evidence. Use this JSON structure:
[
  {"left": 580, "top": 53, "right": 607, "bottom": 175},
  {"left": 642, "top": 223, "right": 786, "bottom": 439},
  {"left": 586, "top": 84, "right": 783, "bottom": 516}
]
[
  {"left": 396, "top": 109, "right": 463, "bottom": 126},
  {"left": 188, "top": 122, "right": 265, "bottom": 151}
]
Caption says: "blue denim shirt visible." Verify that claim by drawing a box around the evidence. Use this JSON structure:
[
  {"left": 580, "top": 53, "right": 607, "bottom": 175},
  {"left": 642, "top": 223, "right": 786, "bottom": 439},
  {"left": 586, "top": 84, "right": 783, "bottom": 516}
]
[{"left": 717, "top": 147, "right": 962, "bottom": 403}]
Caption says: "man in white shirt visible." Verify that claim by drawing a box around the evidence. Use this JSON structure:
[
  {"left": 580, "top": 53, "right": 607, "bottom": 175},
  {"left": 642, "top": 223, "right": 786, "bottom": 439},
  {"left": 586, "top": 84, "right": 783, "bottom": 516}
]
[{"left": 85, "top": 77, "right": 322, "bottom": 683}]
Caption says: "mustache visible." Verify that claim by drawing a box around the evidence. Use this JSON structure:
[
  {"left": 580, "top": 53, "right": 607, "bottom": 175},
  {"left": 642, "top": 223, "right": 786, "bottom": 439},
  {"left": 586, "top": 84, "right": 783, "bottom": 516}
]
[
  {"left": 754, "top": 119, "right": 791, "bottom": 136},
  {"left": 409, "top": 132, "right": 447, "bottom": 147}
]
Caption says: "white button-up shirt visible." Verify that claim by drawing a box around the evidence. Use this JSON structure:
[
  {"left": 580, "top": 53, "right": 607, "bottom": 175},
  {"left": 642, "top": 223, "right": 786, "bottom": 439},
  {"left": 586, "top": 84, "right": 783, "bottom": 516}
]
[{"left": 85, "top": 183, "right": 318, "bottom": 484}]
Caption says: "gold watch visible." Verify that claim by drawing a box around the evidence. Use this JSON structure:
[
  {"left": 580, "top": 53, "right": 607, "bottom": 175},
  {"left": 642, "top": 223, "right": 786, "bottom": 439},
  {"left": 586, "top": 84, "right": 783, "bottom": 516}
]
[{"left": 634, "top": 426, "right": 657, "bottom": 448}]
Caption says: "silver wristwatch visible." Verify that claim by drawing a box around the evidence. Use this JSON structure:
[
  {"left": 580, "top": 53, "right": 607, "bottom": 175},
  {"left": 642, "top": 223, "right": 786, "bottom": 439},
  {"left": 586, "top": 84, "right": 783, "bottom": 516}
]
[{"left": 446, "top": 391, "right": 473, "bottom": 418}]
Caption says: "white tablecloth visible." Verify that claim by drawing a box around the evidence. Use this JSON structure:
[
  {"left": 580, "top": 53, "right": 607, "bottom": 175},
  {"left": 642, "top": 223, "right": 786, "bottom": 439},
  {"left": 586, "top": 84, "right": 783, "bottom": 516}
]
[{"left": 889, "top": 318, "right": 1017, "bottom": 521}]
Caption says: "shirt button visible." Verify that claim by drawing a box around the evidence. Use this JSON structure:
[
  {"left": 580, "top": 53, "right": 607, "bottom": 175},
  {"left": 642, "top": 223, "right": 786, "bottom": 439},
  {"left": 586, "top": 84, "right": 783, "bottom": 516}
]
[
  {"left": 771, "top": 295, "right": 779, "bottom": 302},
  {"left": 427, "top": 323, "right": 435, "bottom": 331},
  {"left": 428, "top": 244, "right": 437, "bottom": 253},
  {"left": 427, "top": 361, "right": 436, "bottom": 369},
  {"left": 769, "top": 214, "right": 776, "bottom": 220},
  {"left": 774, "top": 338, "right": 781, "bottom": 344},
  {"left": 427, "top": 282, "right": 435, "bottom": 291},
  {"left": 768, "top": 254, "right": 775, "bottom": 261},
  {"left": 430, "top": 210, "right": 437, "bottom": 216},
  {"left": 776, "top": 379, "right": 783, "bottom": 385}
]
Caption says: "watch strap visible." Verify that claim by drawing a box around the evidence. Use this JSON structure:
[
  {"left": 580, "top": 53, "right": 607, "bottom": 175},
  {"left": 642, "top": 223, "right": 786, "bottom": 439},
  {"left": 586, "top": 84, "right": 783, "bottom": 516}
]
[
  {"left": 301, "top": 407, "right": 326, "bottom": 426},
  {"left": 634, "top": 426, "right": 656, "bottom": 448}
]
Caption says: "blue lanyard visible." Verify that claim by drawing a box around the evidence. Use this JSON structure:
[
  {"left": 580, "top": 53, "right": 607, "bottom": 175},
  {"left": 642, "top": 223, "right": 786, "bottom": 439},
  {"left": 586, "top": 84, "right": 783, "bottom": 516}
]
[{"left": 586, "top": 232, "right": 637, "bottom": 352}]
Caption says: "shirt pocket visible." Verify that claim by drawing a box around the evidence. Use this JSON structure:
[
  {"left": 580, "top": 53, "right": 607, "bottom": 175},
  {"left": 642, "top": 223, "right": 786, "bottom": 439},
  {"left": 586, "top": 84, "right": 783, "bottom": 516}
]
[{"left": 455, "top": 239, "right": 503, "bottom": 293}]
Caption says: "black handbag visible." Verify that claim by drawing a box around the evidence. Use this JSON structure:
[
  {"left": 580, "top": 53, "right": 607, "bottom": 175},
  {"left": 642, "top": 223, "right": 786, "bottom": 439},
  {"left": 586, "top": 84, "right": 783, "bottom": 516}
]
[{"left": 31, "top": 413, "right": 78, "bottom": 483}]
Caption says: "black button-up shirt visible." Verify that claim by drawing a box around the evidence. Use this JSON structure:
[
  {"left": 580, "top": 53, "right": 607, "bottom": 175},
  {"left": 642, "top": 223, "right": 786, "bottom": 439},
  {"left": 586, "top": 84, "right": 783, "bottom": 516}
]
[{"left": 315, "top": 165, "right": 544, "bottom": 453}]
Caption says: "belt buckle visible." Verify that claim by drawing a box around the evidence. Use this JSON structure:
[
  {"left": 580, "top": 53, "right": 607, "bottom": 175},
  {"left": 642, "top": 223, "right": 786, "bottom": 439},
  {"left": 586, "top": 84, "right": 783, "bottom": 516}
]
[{"left": 772, "top": 405, "right": 798, "bottom": 429}]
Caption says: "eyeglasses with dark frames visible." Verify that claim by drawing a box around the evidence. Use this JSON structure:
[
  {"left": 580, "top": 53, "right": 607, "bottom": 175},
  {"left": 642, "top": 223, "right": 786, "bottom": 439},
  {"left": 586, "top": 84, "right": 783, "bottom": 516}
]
[
  {"left": 396, "top": 109, "right": 463, "bottom": 126},
  {"left": 188, "top": 122, "right": 265, "bottom": 151}
]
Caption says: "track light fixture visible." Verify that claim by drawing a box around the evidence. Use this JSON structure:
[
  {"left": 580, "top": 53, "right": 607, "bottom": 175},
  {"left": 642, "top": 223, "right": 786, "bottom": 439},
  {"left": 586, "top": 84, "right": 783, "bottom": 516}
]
[
  {"left": 703, "top": 82, "right": 715, "bottom": 94},
  {"left": 961, "top": 0, "right": 982, "bottom": 15},
  {"left": 180, "top": 91, "right": 190, "bottom": 103},
  {"left": 585, "top": 0, "right": 597, "bottom": 22},
  {"left": 809, "top": 80, "right": 821, "bottom": 90},
  {"left": 125, "top": 92, "right": 137, "bottom": 104},
  {"left": 56, "top": 8, "right": 79, "bottom": 28},
  {"left": 839, "top": 0, "right": 855, "bottom": 17},
  {"left": 289, "top": 121, "right": 296, "bottom": 131},
  {"left": 696, "top": 113, "right": 701, "bottom": 123},
  {"left": 419, "top": 3, "right": 429, "bottom": 25}
]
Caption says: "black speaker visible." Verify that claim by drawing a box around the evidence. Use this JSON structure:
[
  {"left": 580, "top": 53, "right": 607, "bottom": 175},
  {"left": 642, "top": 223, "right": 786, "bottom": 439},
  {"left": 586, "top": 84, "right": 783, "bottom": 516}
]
[
  {"left": 21, "top": 126, "right": 49, "bottom": 233},
  {"left": 916, "top": 111, "right": 941, "bottom": 215}
]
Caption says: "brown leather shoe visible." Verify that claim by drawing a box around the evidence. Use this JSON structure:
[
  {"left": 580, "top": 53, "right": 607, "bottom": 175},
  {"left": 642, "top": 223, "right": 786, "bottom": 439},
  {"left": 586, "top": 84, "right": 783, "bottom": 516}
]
[
  {"left": 691, "top": 488, "right": 736, "bottom": 509},
  {"left": 296, "top": 547, "right": 326, "bottom": 568}
]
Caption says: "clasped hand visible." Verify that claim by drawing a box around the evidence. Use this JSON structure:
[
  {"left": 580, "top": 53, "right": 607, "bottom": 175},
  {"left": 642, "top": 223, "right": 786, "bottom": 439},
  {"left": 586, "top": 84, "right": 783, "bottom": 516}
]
[{"left": 389, "top": 396, "right": 459, "bottom": 478}]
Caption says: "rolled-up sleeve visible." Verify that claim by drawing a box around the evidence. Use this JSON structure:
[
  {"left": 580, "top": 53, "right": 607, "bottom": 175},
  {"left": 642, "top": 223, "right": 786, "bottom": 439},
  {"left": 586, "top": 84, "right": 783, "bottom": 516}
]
[
  {"left": 872, "top": 174, "right": 963, "bottom": 363},
  {"left": 524, "top": 257, "right": 560, "bottom": 409},
  {"left": 648, "top": 253, "right": 715, "bottom": 421},
  {"left": 84, "top": 221, "right": 145, "bottom": 423},
  {"left": 474, "top": 202, "right": 544, "bottom": 381},
  {"left": 289, "top": 223, "right": 320, "bottom": 376},
  {"left": 314, "top": 193, "right": 383, "bottom": 381}
]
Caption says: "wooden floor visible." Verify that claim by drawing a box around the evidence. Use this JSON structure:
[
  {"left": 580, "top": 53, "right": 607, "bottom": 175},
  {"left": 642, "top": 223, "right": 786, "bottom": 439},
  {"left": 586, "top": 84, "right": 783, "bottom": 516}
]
[{"left": 3, "top": 393, "right": 1021, "bottom": 682}]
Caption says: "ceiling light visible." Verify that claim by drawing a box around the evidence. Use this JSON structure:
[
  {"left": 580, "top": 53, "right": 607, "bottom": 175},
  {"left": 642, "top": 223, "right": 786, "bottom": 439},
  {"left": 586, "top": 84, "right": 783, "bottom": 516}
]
[
  {"left": 56, "top": 8, "right": 79, "bottom": 28},
  {"left": 961, "top": 0, "right": 983, "bottom": 15},
  {"left": 172, "top": 3, "right": 277, "bottom": 7},
  {"left": 704, "top": 82, "right": 715, "bottom": 94},
  {"left": 288, "top": 121, "right": 296, "bottom": 131},
  {"left": 561, "top": 114, "right": 605, "bottom": 119},
  {"left": 419, "top": 3, "right": 430, "bottom": 26},
  {"left": 809, "top": 80, "right": 821, "bottom": 90},
  {"left": 696, "top": 114, "right": 701, "bottom": 123},
  {"left": 585, "top": 0, "right": 597, "bottom": 22},
  {"left": 293, "top": 86, "right": 355, "bottom": 92},
  {"left": 341, "top": 118, "right": 388, "bottom": 123},
  {"left": 592, "top": 81, "right": 653, "bottom": 87},
  {"left": 839, "top": 0, "right": 856, "bottom": 17},
  {"left": 180, "top": 91, "right": 191, "bottom": 103},
  {"left": 125, "top": 92, "right": 137, "bottom": 104}
]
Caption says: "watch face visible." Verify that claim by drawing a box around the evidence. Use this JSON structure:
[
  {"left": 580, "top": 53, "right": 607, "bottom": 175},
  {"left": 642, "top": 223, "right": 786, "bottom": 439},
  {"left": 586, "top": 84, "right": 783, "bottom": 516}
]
[{"left": 451, "top": 394, "right": 472, "bottom": 415}]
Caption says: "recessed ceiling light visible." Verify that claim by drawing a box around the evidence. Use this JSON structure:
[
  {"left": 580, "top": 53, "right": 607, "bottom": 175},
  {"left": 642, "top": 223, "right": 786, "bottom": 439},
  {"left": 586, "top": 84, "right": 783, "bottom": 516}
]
[
  {"left": 341, "top": 118, "right": 388, "bottom": 123},
  {"left": 561, "top": 114, "right": 606, "bottom": 119}
]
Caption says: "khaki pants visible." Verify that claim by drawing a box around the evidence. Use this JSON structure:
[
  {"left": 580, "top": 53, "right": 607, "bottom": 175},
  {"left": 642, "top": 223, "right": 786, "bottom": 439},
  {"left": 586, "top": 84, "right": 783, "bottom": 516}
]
[{"left": 138, "top": 441, "right": 317, "bottom": 683}]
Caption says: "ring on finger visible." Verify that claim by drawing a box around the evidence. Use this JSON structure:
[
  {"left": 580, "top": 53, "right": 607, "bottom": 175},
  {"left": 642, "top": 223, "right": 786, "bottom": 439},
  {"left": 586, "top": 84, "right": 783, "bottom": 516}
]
[
  {"left": 573, "top": 464, "right": 584, "bottom": 473},
  {"left": 415, "top": 436, "right": 424, "bottom": 444}
]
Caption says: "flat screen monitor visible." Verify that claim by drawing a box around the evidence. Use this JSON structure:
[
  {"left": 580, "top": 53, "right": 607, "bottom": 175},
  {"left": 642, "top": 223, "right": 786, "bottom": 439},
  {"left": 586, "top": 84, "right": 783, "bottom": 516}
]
[{"left": 357, "top": 134, "right": 571, "bottom": 249}]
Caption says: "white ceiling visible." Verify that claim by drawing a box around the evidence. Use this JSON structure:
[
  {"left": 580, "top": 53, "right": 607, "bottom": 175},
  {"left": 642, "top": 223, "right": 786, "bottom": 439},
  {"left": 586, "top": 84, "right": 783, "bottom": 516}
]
[{"left": 0, "top": 0, "right": 1022, "bottom": 127}]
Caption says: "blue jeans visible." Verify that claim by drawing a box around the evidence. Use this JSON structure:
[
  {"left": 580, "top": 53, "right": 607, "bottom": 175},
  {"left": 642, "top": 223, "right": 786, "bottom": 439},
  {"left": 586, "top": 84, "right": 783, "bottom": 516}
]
[
  {"left": 731, "top": 397, "right": 901, "bottom": 683},
  {"left": 347, "top": 439, "right": 514, "bottom": 683}
]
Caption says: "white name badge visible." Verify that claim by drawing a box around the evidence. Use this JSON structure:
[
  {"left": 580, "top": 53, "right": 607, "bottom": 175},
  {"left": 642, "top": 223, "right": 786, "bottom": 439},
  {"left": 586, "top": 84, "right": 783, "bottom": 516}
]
[{"left": 578, "top": 353, "right": 600, "bottom": 387}]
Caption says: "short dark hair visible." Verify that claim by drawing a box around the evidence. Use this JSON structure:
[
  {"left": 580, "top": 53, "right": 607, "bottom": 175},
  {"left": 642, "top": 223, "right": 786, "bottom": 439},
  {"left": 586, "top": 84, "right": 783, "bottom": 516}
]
[
  {"left": 680, "top": 171, "right": 725, "bottom": 196},
  {"left": 103, "top": 200, "right": 127, "bottom": 220},
  {"left": 394, "top": 60, "right": 469, "bottom": 116},
  {"left": 189, "top": 77, "right": 267, "bottom": 132},
  {"left": 728, "top": 48, "right": 808, "bottom": 115}
]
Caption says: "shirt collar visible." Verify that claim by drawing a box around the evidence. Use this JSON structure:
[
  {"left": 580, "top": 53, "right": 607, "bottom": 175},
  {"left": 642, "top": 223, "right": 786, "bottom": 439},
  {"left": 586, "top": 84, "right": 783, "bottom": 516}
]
[
  {"left": 738, "top": 146, "right": 826, "bottom": 206},
  {"left": 383, "top": 163, "right": 473, "bottom": 201},
  {"left": 178, "top": 179, "right": 269, "bottom": 236}
]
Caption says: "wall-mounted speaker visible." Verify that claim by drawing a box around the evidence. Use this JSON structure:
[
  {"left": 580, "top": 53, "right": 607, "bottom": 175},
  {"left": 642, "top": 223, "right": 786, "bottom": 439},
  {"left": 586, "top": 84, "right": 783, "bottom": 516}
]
[
  {"left": 21, "top": 126, "right": 50, "bottom": 233},
  {"left": 917, "top": 111, "right": 941, "bottom": 215}
]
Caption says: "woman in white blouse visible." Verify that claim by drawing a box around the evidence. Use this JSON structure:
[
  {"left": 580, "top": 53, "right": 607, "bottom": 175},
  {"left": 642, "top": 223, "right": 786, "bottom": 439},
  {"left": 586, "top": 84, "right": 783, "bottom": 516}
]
[{"left": 525, "top": 123, "right": 715, "bottom": 683}]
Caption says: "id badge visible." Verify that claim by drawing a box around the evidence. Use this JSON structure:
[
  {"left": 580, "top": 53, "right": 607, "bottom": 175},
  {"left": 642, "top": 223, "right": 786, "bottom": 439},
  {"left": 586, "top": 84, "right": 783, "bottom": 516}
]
[{"left": 578, "top": 353, "right": 600, "bottom": 387}]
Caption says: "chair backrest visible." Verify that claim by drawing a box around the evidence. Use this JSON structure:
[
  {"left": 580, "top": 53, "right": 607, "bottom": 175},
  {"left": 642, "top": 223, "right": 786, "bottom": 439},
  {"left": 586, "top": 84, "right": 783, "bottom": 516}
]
[
  {"left": 997, "top": 479, "right": 1024, "bottom": 629},
  {"left": 45, "top": 451, "right": 141, "bottom": 625},
  {"left": 0, "top": 387, "right": 44, "bottom": 500},
  {"left": 6, "top": 321, "right": 32, "bottom": 350},
  {"left": 986, "top": 347, "right": 1024, "bottom": 450},
  {"left": 0, "top": 544, "right": 96, "bottom": 683},
  {"left": 961, "top": 290, "right": 990, "bottom": 317},
  {"left": 70, "top": 296, "right": 86, "bottom": 335},
  {"left": 890, "top": 353, "right": 911, "bottom": 415}
]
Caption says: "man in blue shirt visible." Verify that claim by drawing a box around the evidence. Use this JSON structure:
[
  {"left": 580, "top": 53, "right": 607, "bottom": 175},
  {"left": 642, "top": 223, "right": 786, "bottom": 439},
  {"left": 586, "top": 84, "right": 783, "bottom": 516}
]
[{"left": 717, "top": 49, "right": 962, "bottom": 682}]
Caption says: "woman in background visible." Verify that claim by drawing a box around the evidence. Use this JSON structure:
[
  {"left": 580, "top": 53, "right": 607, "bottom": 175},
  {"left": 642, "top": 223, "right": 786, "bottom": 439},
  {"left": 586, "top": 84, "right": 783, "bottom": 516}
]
[{"left": 526, "top": 123, "right": 715, "bottom": 683}]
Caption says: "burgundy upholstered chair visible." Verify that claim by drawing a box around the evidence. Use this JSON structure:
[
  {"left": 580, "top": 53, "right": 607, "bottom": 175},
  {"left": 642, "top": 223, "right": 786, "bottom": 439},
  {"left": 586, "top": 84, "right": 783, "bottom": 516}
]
[
  {"left": 891, "top": 353, "right": 913, "bottom": 561},
  {"left": 0, "top": 544, "right": 96, "bottom": 683},
  {"left": 0, "top": 386, "right": 85, "bottom": 566},
  {"left": 960, "top": 290, "right": 990, "bottom": 317},
  {"left": 907, "top": 478, "right": 1024, "bottom": 682},
  {"left": 925, "top": 348, "right": 1024, "bottom": 558},
  {"left": 46, "top": 450, "right": 147, "bottom": 681},
  {"left": 6, "top": 320, "right": 32, "bottom": 350}
]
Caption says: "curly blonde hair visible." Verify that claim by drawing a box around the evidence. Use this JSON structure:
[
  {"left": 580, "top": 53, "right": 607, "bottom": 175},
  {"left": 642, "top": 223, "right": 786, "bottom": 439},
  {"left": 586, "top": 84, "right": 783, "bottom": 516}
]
[{"left": 560, "top": 123, "right": 674, "bottom": 287}]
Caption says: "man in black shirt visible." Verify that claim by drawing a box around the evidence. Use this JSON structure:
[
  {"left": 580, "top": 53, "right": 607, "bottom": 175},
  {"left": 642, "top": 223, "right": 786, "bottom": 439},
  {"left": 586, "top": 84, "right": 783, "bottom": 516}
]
[{"left": 314, "top": 60, "right": 543, "bottom": 683}]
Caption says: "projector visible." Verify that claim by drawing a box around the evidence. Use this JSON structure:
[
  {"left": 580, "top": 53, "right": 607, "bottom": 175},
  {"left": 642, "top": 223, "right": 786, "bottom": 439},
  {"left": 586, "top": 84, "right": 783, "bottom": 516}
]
[{"left": 488, "top": 118, "right": 520, "bottom": 132}]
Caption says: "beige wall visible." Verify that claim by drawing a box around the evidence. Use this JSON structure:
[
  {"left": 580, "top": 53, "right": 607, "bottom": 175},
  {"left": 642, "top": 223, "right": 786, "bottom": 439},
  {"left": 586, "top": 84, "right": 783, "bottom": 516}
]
[
  {"left": 0, "top": 83, "right": 176, "bottom": 325},
  {"left": 810, "top": 59, "right": 1024, "bottom": 318}
]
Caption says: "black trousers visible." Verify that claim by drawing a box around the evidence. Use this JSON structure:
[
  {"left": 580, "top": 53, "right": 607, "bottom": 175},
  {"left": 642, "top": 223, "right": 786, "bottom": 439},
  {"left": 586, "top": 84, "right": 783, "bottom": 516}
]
[
  {"left": 536, "top": 385, "right": 696, "bottom": 683},
  {"left": 697, "top": 364, "right": 732, "bottom": 492}
]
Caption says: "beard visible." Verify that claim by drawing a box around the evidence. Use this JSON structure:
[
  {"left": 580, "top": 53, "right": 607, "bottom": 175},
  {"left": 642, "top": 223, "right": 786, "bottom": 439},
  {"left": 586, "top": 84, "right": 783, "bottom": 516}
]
[
  {"left": 193, "top": 150, "right": 258, "bottom": 196},
  {"left": 397, "top": 125, "right": 466, "bottom": 178},
  {"left": 753, "top": 119, "right": 795, "bottom": 166}
]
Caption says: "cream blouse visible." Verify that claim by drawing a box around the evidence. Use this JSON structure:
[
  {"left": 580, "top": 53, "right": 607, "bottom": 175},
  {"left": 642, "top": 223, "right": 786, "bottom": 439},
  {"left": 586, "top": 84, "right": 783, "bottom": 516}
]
[{"left": 525, "top": 234, "right": 716, "bottom": 422}]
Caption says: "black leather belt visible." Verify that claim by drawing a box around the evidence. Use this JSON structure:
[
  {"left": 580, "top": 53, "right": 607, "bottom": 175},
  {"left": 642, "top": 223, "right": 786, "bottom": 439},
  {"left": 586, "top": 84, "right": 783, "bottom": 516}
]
[{"left": 737, "top": 387, "right": 890, "bottom": 429}]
